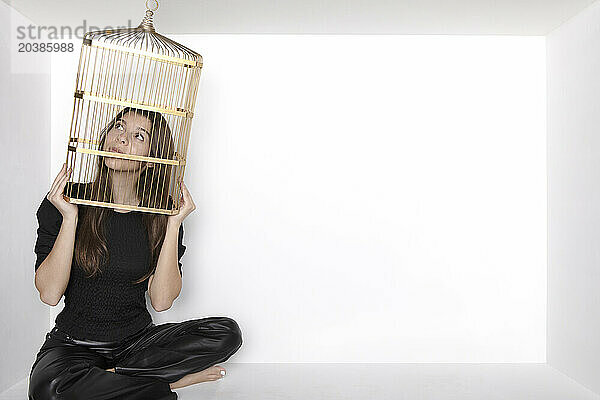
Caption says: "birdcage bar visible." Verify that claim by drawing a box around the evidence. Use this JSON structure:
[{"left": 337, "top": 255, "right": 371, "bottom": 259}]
[
  {"left": 83, "top": 39, "right": 200, "bottom": 68},
  {"left": 68, "top": 146, "right": 183, "bottom": 166},
  {"left": 64, "top": 197, "right": 174, "bottom": 214},
  {"left": 74, "top": 91, "right": 194, "bottom": 118}
]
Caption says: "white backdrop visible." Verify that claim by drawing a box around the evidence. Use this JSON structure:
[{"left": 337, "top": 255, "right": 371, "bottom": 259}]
[{"left": 49, "top": 34, "right": 546, "bottom": 362}]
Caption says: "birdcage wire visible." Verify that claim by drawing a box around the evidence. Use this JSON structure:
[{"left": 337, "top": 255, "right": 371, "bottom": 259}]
[{"left": 63, "top": 1, "right": 202, "bottom": 215}]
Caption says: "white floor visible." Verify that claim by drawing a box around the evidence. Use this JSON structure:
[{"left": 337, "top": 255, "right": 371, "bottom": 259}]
[{"left": 2, "top": 363, "right": 599, "bottom": 400}]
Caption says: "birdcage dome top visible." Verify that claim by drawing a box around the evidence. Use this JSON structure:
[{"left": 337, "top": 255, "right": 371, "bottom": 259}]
[{"left": 82, "top": 7, "right": 202, "bottom": 67}]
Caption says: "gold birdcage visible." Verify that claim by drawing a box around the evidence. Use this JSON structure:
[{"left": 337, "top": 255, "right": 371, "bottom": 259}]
[{"left": 63, "top": 0, "right": 202, "bottom": 215}]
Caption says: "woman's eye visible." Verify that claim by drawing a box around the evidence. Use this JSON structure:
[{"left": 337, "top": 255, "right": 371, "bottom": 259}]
[
  {"left": 135, "top": 132, "right": 144, "bottom": 141},
  {"left": 116, "top": 123, "right": 124, "bottom": 130}
]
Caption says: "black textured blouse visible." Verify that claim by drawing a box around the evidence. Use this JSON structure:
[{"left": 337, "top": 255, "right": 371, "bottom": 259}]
[{"left": 33, "top": 191, "right": 186, "bottom": 342}]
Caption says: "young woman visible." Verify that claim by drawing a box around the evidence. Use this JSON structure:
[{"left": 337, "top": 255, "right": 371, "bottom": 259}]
[{"left": 28, "top": 107, "right": 242, "bottom": 400}]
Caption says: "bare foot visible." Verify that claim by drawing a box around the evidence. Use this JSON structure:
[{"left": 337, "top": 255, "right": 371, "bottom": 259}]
[
  {"left": 169, "top": 365, "right": 226, "bottom": 389},
  {"left": 105, "top": 368, "right": 115, "bottom": 373}
]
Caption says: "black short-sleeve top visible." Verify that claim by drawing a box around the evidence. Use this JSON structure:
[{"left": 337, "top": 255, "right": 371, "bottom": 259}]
[{"left": 33, "top": 188, "right": 187, "bottom": 342}]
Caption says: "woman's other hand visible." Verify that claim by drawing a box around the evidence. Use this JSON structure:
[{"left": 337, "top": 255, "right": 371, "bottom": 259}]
[
  {"left": 168, "top": 179, "right": 196, "bottom": 226},
  {"left": 47, "top": 163, "right": 78, "bottom": 221}
]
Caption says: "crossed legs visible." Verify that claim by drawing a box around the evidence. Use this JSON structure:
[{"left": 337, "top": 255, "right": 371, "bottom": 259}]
[
  {"left": 105, "top": 364, "right": 227, "bottom": 389},
  {"left": 29, "top": 317, "right": 243, "bottom": 399}
]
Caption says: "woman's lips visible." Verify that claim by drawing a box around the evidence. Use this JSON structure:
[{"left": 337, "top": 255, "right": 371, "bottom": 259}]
[{"left": 109, "top": 147, "right": 124, "bottom": 154}]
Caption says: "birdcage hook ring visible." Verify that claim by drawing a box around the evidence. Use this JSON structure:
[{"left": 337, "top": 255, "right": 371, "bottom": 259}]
[{"left": 146, "top": 0, "right": 159, "bottom": 12}]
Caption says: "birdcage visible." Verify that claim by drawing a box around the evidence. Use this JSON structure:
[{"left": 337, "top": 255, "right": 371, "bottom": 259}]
[{"left": 63, "top": 0, "right": 202, "bottom": 215}]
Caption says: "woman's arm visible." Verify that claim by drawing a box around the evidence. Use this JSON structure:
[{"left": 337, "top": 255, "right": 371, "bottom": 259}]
[
  {"left": 35, "top": 214, "right": 78, "bottom": 306},
  {"left": 34, "top": 163, "right": 79, "bottom": 306},
  {"left": 148, "top": 179, "right": 195, "bottom": 311},
  {"left": 148, "top": 219, "right": 183, "bottom": 311}
]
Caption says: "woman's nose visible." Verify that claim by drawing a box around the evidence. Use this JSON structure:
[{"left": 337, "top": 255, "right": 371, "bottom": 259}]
[{"left": 117, "top": 132, "right": 128, "bottom": 144}]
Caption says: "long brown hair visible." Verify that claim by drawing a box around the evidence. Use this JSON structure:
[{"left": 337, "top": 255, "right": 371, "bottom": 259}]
[{"left": 73, "top": 107, "right": 176, "bottom": 285}]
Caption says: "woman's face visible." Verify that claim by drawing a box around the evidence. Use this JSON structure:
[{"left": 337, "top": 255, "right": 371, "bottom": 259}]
[{"left": 103, "top": 111, "right": 153, "bottom": 172}]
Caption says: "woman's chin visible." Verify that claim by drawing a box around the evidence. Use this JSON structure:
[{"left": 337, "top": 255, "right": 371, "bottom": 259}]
[
  {"left": 104, "top": 160, "right": 122, "bottom": 171},
  {"left": 104, "top": 159, "right": 142, "bottom": 173}
]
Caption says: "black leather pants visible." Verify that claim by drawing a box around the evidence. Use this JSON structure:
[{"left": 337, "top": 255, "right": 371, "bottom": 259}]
[{"left": 28, "top": 317, "right": 243, "bottom": 400}]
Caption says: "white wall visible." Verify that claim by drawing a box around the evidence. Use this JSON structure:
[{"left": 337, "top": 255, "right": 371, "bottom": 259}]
[
  {"left": 0, "top": 1, "right": 51, "bottom": 393},
  {"left": 547, "top": 1, "right": 600, "bottom": 394},
  {"left": 51, "top": 34, "right": 547, "bottom": 362}
]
